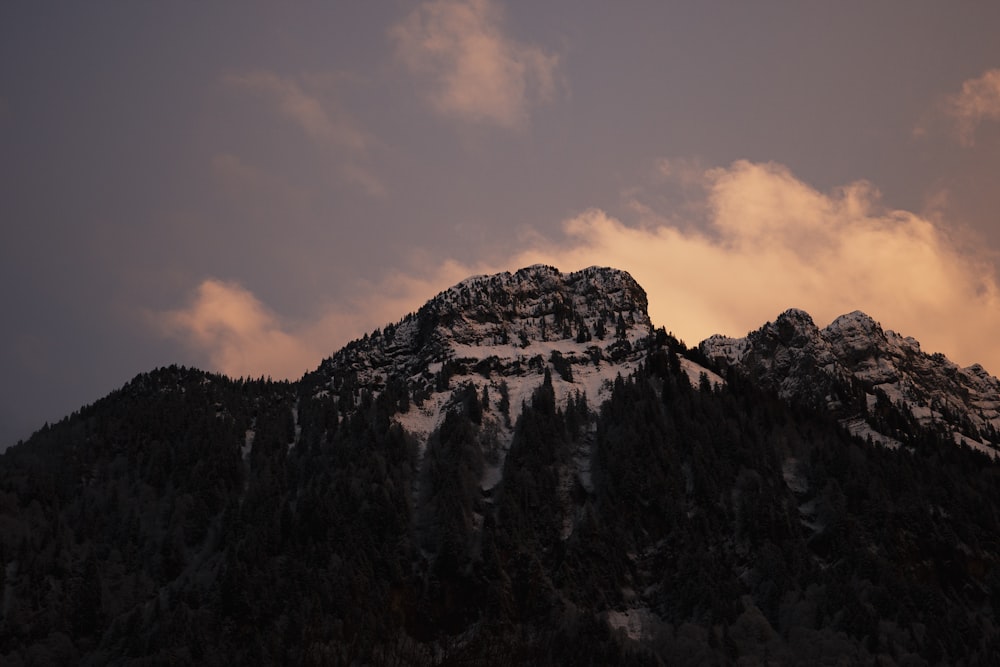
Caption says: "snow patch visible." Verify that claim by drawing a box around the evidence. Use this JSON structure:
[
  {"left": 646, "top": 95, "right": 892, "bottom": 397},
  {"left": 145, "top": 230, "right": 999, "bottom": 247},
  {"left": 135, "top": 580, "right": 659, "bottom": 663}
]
[
  {"left": 605, "top": 607, "right": 657, "bottom": 642},
  {"left": 289, "top": 400, "right": 301, "bottom": 450},
  {"left": 954, "top": 432, "right": 999, "bottom": 458},
  {"left": 781, "top": 457, "right": 809, "bottom": 495},
  {"left": 242, "top": 429, "right": 255, "bottom": 461},
  {"left": 480, "top": 461, "right": 504, "bottom": 491},
  {"left": 840, "top": 417, "right": 901, "bottom": 450},
  {"left": 679, "top": 358, "right": 725, "bottom": 389}
]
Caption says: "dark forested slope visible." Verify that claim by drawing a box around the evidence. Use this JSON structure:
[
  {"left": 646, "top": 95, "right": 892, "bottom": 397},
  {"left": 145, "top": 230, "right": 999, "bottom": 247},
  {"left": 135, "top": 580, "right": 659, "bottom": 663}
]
[{"left": 3, "top": 267, "right": 1000, "bottom": 665}]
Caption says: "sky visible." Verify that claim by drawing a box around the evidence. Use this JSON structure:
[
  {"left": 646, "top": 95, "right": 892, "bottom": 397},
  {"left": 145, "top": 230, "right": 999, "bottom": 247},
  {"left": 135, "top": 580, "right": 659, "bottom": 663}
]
[{"left": 3, "top": 1, "right": 1000, "bottom": 448}]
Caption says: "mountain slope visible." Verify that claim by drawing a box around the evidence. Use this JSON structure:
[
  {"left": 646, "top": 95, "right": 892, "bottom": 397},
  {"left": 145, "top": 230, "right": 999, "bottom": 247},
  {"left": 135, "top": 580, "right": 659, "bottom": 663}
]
[{"left": 2, "top": 266, "right": 1000, "bottom": 665}]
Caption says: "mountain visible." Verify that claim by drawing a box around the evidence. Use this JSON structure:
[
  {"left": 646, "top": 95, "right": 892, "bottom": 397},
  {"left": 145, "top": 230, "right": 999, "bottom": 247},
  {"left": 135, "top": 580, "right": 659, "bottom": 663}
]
[
  {"left": 2, "top": 265, "right": 1000, "bottom": 665},
  {"left": 299, "top": 265, "right": 669, "bottom": 495},
  {"left": 702, "top": 308, "right": 1000, "bottom": 455}
]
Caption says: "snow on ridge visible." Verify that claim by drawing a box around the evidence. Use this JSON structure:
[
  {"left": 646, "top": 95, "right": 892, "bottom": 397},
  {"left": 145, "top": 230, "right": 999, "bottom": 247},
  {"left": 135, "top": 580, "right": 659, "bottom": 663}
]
[
  {"left": 840, "top": 417, "right": 902, "bottom": 450},
  {"left": 679, "top": 358, "right": 724, "bottom": 388}
]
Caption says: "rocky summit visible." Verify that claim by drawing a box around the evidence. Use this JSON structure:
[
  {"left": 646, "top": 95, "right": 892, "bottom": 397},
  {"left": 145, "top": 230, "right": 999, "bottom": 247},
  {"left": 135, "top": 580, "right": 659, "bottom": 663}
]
[
  {"left": 307, "top": 265, "right": 653, "bottom": 427},
  {"left": 302, "top": 266, "right": 662, "bottom": 479},
  {"left": 3, "top": 266, "right": 1000, "bottom": 665},
  {"left": 702, "top": 308, "right": 1000, "bottom": 455}
]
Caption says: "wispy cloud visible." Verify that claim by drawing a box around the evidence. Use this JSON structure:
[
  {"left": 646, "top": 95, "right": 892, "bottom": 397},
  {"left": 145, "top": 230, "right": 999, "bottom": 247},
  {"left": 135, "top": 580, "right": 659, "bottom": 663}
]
[
  {"left": 918, "top": 68, "right": 1000, "bottom": 146},
  {"left": 224, "top": 70, "right": 384, "bottom": 196},
  {"left": 948, "top": 68, "right": 1000, "bottom": 146},
  {"left": 156, "top": 160, "right": 1000, "bottom": 379},
  {"left": 225, "top": 70, "right": 366, "bottom": 151},
  {"left": 390, "top": 0, "right": 560, "bottom": 128}
]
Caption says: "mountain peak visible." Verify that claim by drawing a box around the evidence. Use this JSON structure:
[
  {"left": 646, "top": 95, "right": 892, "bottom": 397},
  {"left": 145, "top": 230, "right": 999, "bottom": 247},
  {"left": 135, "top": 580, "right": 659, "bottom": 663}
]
[
  {"left": 702, "top": 309, "right": 1000, "bottom": 456},
  {"left": 824, "top": 309, "right": 882, "bottom": 340},
  {"left": 777, "top": 307, "right": 816, "bottom": 324},
  {"left": 415, "top": 265, "right": 647, "bottom": 348},
  {"left": 306, "top": 265, "right": 654, "bottom": 457},
  {"left": 830, "top": 309, "right": 878, "bottom": 326}
]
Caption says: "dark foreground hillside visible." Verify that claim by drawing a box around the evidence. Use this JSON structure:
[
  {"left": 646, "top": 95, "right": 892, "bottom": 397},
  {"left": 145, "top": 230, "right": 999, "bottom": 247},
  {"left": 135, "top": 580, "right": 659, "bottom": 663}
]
[{"left": 3, "top": 335, "right": 1000, "bottom": 665}]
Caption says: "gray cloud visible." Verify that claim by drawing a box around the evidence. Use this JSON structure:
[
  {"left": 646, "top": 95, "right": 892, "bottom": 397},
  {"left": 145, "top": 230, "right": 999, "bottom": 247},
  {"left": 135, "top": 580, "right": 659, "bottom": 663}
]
[
  {"left": 224, "top": 70, "right": 384, "bottom": 195},
  {"left": 948, "top": 68, "right": 1000, "bottom": 146}
]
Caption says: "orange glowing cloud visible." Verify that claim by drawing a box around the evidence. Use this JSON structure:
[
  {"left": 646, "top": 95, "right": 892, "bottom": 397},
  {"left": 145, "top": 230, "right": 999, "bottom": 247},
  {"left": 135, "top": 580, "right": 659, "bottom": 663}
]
[
  {"left": 511, "top": 160, "right": 1000, "bottom": 371},
  {"left": 157, "top": 160, "right": 1000, "bottom": 379},
  {"left": 156, "top": 261, "right": 489, "bottom": 380},
  {"left": 391, "top": 0, "right": 560, "bottom": 128},
  {"left": 156, "top": 279, "right": 317, "bottom": 380}
]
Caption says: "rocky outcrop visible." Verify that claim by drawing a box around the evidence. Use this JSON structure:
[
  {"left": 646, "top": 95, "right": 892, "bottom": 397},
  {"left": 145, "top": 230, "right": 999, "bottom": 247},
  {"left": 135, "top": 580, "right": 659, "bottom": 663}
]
[{"left": 702, "top": 309, "right": 1000, "bottom": 455}]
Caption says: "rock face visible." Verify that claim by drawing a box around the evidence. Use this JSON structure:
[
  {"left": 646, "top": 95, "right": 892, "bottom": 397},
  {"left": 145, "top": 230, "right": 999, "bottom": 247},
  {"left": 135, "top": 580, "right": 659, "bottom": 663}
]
[
  {"left": 702, "top": 308, "right": 1000, "bottom": 455},
  {"left": 304, "top": 265, "right": 655, "bottom": 456},
  {"left": 312, "top": 264, "right": 650, "bottom": 377}
]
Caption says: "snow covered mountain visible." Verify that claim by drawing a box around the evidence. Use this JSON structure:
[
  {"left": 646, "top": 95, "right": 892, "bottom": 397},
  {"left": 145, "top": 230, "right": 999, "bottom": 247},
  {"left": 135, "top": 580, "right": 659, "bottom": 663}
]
[
  {"left": 308, "top": 265, "right": 652, "bottom": 407},
  {"left": 701, "top": 308, "right": 1000, "bottom": 456},
  {"left": 304, "top": 267, "right": 1000, "bottom": 472},
  {"left": 302, "top": 265, "right": 682, "bottom": 486}
]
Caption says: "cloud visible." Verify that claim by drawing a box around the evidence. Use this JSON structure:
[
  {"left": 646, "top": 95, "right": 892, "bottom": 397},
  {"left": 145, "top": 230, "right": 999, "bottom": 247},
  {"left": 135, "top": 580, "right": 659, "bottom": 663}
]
[
  {"left": 225, "top": 70, "right": 384, "bottom": 196},
  {"left": 155, "top": 280, "right": 318, "bottom": 380},
  {"left": 942, "top": 68, "right": 1000, "bottom": 146},
  {"left": 226, "top": 71, "right": 367, "bottom": 151},
  {"left": 509, "top": 160, "right": 1000, "bottom": 372},
  {"left": 154, "top": 261, "right": 487, "bottom": 380},
  {"left": 391, "top": 0, "right": 560, "bottom": 128},
  {"left": 157, "top": 160, "right": 1000, "bottom": 379}
]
